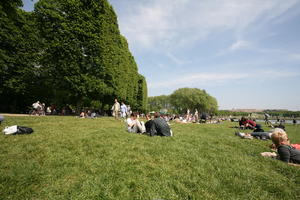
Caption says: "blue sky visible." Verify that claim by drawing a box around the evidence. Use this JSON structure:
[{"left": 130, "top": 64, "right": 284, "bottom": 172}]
[{"left": 22, "top": 0, "right": 300, "bottom": 110}]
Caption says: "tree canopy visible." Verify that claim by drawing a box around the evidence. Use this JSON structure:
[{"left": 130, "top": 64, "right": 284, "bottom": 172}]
[
  {"left": 148, "top": 88, "right": 218, "bottom": 114},
  {"left": 0, "top": 0, "right": 147, "bottom": 113}
]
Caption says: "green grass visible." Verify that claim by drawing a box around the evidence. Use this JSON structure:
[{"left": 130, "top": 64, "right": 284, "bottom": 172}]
[{"left": 0, "top": 116, "right": 300, "bottom": 200}]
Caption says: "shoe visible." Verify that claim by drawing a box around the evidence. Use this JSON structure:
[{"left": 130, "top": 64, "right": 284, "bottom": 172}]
[{"left": 235, "top": 132, "right": 245, "bottom": 137}]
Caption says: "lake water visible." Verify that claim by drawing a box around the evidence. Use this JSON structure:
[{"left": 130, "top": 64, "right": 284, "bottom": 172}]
[{"left": 255, "top": 119, "right": 299, "bottom": 125}]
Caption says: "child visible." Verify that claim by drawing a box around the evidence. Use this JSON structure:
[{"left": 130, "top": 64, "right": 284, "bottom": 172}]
[{"left": 271, "top": 128, "right": 300, "bottom": 164}]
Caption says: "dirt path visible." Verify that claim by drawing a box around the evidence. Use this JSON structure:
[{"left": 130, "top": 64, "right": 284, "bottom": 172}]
[{"left": 0, "top": 113, "right": 30, "bottom": 117}]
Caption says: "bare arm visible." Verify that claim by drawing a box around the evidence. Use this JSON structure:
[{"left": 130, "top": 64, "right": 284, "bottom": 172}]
[{"left": 288, "top": 163, "right": 300, "bottom": 167}]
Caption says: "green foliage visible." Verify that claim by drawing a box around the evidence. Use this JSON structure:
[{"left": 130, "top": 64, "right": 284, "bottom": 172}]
[
  {"left": 262, "top": 110, "right": 300, "bottom": 118},
  {"left": 148, "top": 95, "right": 172, "bottom": 112},
  {"left": 136, "top": 74, "right": 148, "bottom": 112},
  {"left": 0, "top": 0, "right": 148, "bottom": 113},
  {"left": 148, "top": 88, "right": 218, "bottom": 114},
  {"left": 1, "top": 116, "right": 300, "bottom": 199},
  {"left": 216, "top": 110, "right": 250, "bottom": 117},
  {"left": 0, "top": 3, "right": 40, "bottom": 112},
  {"left": 0, "top": 0, "right": 23, "bottom": 17},
  {"left": 216, "top": 110, "right": 300, "bottom": 118},
  {"left": 169, "top": 88, "right": 218, "bottom": 114}
]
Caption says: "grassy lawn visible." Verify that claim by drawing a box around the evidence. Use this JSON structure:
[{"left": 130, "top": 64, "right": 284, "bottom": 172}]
[{"left": 0, "top": 116, "right": 300, "bottom": 200}]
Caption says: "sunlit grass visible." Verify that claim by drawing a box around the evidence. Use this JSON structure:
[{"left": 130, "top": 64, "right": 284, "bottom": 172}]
[{"left": 0, "top": 116, "right": 299, "bottom": 199}]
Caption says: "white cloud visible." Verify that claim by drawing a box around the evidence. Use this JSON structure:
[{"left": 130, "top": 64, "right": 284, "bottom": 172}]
[
  {"left": 113, "top": 0, "right": 300, "bottom": 51},
  {"left": 166, "top": 52, "right": 185, "bottom": 65},
  {"left": 149, "top": 72, "right": 247, "bottom": 89},
  {"left": 148, "top": 70, "right": 300, "bottom": 89},
  {"left": 229, "top": 40, "right": 252, "bottom": 51},
  {"left": 289, "top": 53, "right": 300, "bottom": 60}
]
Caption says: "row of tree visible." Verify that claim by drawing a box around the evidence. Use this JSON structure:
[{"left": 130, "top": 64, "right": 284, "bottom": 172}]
[
  {"left": 0, "top": 0, "right": 147, "bottom": 113},
  {"left": 148, "top": 88, "right": 218, "bottom": 114},
  {"left": 258, "top": 110, "right": 300, "bottom": 118},
  {"left": 216, "top": 110, "right": 300, "bottom": 118}
]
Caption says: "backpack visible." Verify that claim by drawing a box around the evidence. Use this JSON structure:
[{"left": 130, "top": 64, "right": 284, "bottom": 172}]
[{"left": 3, "top": 125, "right": 33, "bottom": 135}]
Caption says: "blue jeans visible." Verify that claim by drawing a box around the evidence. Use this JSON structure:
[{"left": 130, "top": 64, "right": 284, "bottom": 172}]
[{"left": 250, "top": 132, "right": 271, "bottom": 140}]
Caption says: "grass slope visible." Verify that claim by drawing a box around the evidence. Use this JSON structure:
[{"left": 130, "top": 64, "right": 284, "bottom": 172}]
[{"left": 0, "top": 116, "right": 300, "bottom": 200}]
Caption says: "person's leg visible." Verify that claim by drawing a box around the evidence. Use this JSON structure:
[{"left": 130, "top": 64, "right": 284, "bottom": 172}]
[
  {"left": 140, "top": 121, "right": 146, "bottom": 133},
  {"left": 250, "top": 132, "right": 270, "bottom": 139},
  {"left": 114, "top": 111, "right": 119, "bottom": 119},
  {"left": 135, "top": 120, "right": 146, "bottom": 133},
  {"left": 250, "top": 132, "right": 263, "bottom": 138},
  {"left": 131, "top": 124, "right": 138, "bottom": 133}
]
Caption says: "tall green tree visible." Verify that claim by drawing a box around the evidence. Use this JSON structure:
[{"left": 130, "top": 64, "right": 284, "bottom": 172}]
[
  {"left": 148, "top": 95, "right": 172, "bottom": 112},
  {"left": 0, "top": 0, "right": 148, "bottom": 113},
  {"left": 169, "top": 88, "right": 218, "bottom": 114},
  {"left": 136, "top": 74, "right": 148, "bottom": 112},
  {"left": 0, "top": 1, "right": 40, "bottom": 112},
  {"left": 34, "top": 0, "right": 147, "bottom": 111}
]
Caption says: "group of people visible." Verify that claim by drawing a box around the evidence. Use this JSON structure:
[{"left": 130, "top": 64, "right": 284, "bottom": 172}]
[
  {"left": 111, "top": 99, "right": 132, "bottom": 119},
  {"left": 79, "top": 110, "right": 99, "bottom": 118},
  {"left": 31, "top": 101, "right": 46, "bottom": 116},
  {"left": 126, "top": 112, "right": 172, "bottom": 137},
  {"left": 32, "top": 102, "right": 73, "bottom": 116},
  {"left": 235, "top": 117, "right": 300, "bottom": 166},
  {"left": 111, "top": 98, "right": 172, "bottom": 137},
  {"left": 238, "top": 117, "right": 260, "bottom": 130}
]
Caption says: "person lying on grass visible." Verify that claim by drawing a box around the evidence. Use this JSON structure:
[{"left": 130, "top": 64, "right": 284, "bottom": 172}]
[
  {"left": 235, "top": 124, "right": 287, "bottom": 140},
  {"left": 235, "top": 124, "right": 273, "bottom": 140},
  {"left": 261, "top": 128, "right": 300, "bottom": 166},
  {"left": 236, "top": 131, "right": 271, "bottom": 140}
]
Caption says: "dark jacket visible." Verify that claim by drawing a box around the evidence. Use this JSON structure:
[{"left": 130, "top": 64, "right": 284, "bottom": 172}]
[{"left": 149, "top": 118, "right": 171, "bottom": 137}]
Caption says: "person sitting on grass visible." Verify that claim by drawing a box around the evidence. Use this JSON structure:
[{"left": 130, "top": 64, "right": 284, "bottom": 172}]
[
  {"left": 147, "top": 112, "right": 172, "bottom": 137},
  {"left": 79, "top": 111, "right": 86, "bottom": 118},
  {"left": 145, "top": 114, "right": 154, "bottom": 134},
  {"left": 239, "top": 117, "right": 260, "bottom": 130},
  {"left": 126, "top": 113, "right": 145, "bottom": 134},
  {"left": 200, "top": 113, "right": 207, "bottom": 123}
]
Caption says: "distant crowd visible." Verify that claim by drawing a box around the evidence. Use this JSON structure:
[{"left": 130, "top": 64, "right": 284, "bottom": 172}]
[{"left": 5, "top": 99, "right": 299, "bottom": 166}]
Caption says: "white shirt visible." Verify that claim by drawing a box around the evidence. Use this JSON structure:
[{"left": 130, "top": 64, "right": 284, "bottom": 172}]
[{"left": 126, "top": 118, "right": 136, "bottom": 131}]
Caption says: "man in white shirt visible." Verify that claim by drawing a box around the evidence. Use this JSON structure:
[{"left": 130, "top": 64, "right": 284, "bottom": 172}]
[{"left": 126, "top": 113, "right": 145, "bottom": 133}]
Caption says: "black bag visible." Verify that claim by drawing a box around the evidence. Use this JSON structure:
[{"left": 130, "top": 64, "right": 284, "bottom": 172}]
[{"left": 16, "top": 126, "right": 34, "bottom": 134}]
